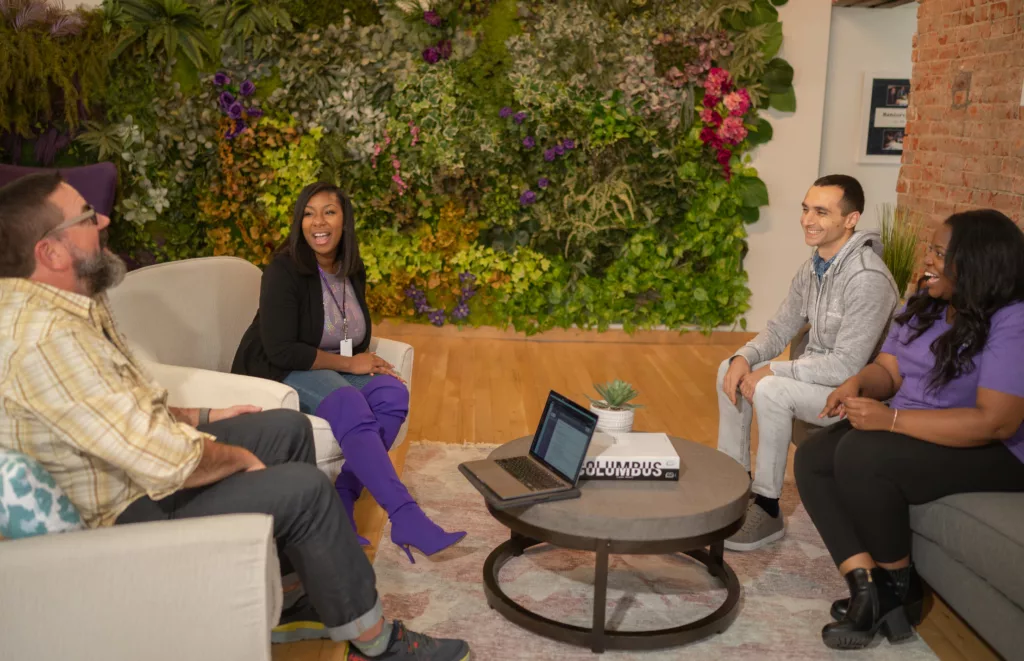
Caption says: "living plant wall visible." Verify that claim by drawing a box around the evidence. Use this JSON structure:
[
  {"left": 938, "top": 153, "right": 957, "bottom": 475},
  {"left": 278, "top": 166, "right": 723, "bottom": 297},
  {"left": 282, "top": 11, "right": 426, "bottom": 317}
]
[{"left": 1, "top": 0, "right": 794, "bottom": 333}]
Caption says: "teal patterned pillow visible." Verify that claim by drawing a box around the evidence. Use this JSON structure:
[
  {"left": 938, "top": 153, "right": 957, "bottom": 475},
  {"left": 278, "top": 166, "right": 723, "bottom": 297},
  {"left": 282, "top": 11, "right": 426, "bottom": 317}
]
[{"left": 0, "top": 449, "right": 83, "bottom": 539}]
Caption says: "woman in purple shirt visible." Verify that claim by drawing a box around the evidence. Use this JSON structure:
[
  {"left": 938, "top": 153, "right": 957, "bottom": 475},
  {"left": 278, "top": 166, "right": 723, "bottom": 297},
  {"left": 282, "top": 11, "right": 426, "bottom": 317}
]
[
  {"left": 794, "top": 209, "right": 1024, "bottom": 650},
  {"left": 234, "top": 182, "right": 465, "bottom": 562}
]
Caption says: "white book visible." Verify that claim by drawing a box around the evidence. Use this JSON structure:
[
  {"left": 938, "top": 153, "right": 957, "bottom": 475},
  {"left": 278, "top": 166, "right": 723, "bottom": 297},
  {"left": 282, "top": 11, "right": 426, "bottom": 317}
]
[{"left": 580, "top": 432, "right": 680, "bottom": 481}]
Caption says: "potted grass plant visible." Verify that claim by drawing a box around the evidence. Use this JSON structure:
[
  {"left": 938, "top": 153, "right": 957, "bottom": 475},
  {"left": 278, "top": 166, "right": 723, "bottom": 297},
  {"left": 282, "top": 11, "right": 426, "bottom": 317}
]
[
  {"left": 878, "top": 203, "right": 925, "bottom": 300},
  {"left": 587, "top": 380, "right": 642, "bottom": 433}
]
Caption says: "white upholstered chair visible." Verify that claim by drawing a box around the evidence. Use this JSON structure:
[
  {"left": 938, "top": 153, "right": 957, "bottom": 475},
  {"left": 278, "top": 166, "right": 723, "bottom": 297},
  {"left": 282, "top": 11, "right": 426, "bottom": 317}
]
[{"left": 106, "top": 255, "right": 415, "bottom": 480}]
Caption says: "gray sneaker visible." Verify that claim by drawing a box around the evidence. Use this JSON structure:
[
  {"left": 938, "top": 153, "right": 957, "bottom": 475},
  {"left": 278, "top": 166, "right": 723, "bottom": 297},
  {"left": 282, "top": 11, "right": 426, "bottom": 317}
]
[{"left": 724, "top": 501, "right": 785, "bottom": 552}]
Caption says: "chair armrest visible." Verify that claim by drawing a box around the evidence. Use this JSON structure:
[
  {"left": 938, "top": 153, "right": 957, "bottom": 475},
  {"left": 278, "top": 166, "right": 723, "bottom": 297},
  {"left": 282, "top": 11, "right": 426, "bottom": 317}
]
[
  {"left": 0, "top": 514, "right": 280, "bottom": 661},
  {"left": 146, "top": 361, "right": 300, "bottom": 411},
  {"left": 369, "top": 337, "right": 414, "bottom": 385}
]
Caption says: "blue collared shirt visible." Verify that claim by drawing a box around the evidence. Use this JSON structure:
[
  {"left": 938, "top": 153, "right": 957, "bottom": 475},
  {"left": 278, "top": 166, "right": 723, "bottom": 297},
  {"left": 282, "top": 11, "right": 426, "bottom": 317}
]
[{"left": 813, "top": 252, "right": 837, "bottom": 282}]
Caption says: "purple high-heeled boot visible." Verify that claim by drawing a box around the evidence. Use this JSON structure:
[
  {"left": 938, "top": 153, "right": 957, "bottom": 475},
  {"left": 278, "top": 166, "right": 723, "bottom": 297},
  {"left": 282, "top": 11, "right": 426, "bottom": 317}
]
[{"left": 316, "top": 379, "right": 466, "bottom": 562}]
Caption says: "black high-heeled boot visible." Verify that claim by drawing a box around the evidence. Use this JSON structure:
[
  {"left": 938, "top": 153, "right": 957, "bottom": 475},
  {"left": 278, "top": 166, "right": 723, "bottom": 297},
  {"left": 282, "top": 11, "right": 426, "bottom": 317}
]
[
  {"left": 830, "top": 564, "right": 924, "bottom": 625},
  {"left": 822, "top": 567, "right": 914, "bottom": 650}
]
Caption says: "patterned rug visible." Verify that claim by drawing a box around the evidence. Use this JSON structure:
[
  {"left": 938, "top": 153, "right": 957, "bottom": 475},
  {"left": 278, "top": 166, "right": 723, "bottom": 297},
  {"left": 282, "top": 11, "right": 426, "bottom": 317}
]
[{"left": 373, "top": 443, "right": 940, "bottom": 661}]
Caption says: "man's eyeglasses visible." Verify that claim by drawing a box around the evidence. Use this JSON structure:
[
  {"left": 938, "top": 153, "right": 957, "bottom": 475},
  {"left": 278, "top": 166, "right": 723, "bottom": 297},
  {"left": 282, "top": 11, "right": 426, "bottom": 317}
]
[{"left": 42, "top": 206, "right": 99, "bottom": 239}]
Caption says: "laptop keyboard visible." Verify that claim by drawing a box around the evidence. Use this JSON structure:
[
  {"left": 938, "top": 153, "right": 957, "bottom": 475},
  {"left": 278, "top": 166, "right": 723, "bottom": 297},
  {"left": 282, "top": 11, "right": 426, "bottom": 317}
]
[{"left": 496, "top": 456, "right": 563, "bottom": 491}]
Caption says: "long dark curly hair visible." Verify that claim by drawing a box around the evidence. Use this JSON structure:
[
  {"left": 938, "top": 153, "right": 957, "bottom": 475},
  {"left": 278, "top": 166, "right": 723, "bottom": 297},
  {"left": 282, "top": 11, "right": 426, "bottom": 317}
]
[{"left": 895, "top": 209, "right": 1024, "bottom": 391}]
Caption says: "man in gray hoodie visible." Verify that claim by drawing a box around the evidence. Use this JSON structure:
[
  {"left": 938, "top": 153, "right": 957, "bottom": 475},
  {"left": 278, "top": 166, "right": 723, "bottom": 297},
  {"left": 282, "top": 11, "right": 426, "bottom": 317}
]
[{"left": 718, "top": 175, "right": 898, "bottom": 552}]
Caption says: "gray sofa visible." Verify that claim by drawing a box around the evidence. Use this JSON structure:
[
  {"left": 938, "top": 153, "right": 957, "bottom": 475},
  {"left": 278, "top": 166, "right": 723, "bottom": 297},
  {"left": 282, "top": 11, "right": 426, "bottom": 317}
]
[{"left": 789, "top": 326, "right": 1023, "bottom": 659}]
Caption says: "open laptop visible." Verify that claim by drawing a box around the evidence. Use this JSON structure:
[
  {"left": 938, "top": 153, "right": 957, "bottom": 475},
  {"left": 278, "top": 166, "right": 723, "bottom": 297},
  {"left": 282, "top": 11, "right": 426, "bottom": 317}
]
[{"left": 459, "top": 391, "right": 599, "bottom": 509}]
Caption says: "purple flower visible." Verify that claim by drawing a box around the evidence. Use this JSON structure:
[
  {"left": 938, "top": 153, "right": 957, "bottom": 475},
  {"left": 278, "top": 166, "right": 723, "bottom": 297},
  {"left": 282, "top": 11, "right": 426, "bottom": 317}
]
[
  {"left": 459, "top": 272, "right": 477, "bottom": 283},
  {"left": 213, "top": 72, "right": 231, "bottom": 86},
  {"left": 246, "top": 105, "right": 264, "bottom": 119},
  {"left": 424, "top": 10, "right": 442, "bottom": 27},
  {"left": 422, "top": 47, "right": 441, "bottom": 64},
  {"left": 218, "top": 91, "right": 235, "bottom": 111},
  {"left": 427, "top": 309, "right": 446, "bottom": 326},
  {"left": 543, "top": 148, "right": 556, "bottom": 162},
  {"left": 522, "top": 136, "right": 535, "bottom": 149},
  {"left": 555, "top": 144, "right": 565, "bottom": 156},
  {"left": 451, "top": 303, "right": 470, "bottom": 321},
  {"left": 538, "top": 177, "right": 550, "bottom": 189},
  {"left": 499, "top": 106, "right": 513, "bottom": 118},
  {"left": 225, "top": 119, "right": 245, "bottom": 140},
  {"left": 513, "top": 111, "right": 527, "bottom": 124},
  {"left": 563, "top": 138, "right": 575, "bottom": 150},
  {"left": 437, "top": 39, "right": 452, "bottom": 60},
  {"left": 240, "top": 79, "right": 256, "bottom": 97},
  {"left": 520, "top": 190, "right": 537, "bottom": 206},
  {"left": 228, "top": 102, "right": 244, "bottom": 120}
]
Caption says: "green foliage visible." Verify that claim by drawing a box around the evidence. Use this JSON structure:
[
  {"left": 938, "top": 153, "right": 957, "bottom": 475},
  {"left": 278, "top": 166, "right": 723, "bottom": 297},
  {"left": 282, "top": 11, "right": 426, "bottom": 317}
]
[
  {"left": 206, "top": 0, "right": 293, "bottom": 60},
  {"left": 588, "top": 379, "right": 642, "bottom": 411},
  {"left": 0, "top": 5, "right": 110, "bottom": 137},
  {"left": 15, "top": 0, "right": 793, "bottom": 332},
  {"left": 108, "top": 0, "right": 214, "bottom": 72},
  {"left": 878, "top": 203, "right": 924, "bottom": 299},
  {"left": 280, "top": 0, "right": 380, "bottom": 27}
]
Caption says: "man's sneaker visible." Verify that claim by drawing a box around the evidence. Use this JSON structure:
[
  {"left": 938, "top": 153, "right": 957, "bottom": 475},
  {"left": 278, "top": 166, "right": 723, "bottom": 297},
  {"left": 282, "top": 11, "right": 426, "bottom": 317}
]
[
  {"left": 272, "top": 595, "right": 331, "bottom": 644},
  {"left": 724, "top": 500, "right": 785, "bottom": 552},
  {"left": 347, "top": 620, "right": 470, "bottom": 661}
]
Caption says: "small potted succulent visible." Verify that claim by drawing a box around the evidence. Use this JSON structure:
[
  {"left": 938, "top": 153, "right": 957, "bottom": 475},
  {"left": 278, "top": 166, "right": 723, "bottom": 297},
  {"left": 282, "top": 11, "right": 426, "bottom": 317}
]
[{"left": 587, "top": 380, "right": 642, "bottom": 433}]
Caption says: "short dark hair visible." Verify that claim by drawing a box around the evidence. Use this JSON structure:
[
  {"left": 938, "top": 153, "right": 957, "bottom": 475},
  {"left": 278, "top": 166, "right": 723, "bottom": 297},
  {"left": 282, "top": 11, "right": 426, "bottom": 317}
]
[
  {"left": 281, "top": 182, "right": 363, "bottom": 277},
  {"left": 813, "top": 174, "right": 865, "bottom": 216},
  {"left": 0, "top": 172, "right": 64, "bottom": 277}
]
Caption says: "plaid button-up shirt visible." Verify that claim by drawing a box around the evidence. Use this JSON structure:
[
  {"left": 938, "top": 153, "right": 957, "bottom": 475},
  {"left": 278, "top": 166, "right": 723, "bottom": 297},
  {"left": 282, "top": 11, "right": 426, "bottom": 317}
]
[{"left": 0, "top": 279, "right": 207, "bottom": 528}]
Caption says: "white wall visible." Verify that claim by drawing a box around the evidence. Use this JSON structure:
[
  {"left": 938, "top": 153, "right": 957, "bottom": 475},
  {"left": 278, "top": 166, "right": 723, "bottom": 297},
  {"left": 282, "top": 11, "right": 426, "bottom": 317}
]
[
  {"left": 819, "top": 6, "right": 917, "bottom": 229},
  {"left": 744, "top": 0, "right": 833, "bottom": 331}
]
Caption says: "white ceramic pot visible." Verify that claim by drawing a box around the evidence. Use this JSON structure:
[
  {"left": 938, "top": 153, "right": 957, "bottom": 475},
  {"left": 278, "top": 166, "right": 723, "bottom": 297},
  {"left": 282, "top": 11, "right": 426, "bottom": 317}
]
[{"left": 589, "top": 403, "right": 634, "bottom": 433}]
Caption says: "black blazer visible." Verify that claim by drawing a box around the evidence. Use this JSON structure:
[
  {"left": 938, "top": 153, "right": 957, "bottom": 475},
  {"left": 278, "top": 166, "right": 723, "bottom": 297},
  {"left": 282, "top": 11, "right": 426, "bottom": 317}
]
[{"left": 231, "top": 252, "right": 373, "bottom": 382}]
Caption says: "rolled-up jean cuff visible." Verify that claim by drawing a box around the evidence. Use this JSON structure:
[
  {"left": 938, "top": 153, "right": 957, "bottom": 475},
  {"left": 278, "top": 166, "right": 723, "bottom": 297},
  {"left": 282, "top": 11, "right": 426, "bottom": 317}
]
[{"left": 328, "top": 598, "right": 384, "bottom": 642}]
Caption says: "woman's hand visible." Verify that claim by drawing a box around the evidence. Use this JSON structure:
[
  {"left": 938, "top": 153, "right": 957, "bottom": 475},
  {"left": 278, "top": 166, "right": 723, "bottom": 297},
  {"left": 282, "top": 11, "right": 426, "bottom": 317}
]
[
  {"left": 820, "top": 378, "right": 861, "bottom": 420},
  {"left": 844, "top": 397, "right": 896, "bottom": 431},
  {"left": 345, "top": 352, "right": 404, "bottom": 382}
]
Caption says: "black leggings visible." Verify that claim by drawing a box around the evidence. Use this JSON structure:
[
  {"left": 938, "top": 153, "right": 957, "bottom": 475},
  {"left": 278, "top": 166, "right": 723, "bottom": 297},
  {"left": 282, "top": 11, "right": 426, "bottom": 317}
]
[{"left": 794, "top": 420, "right": 1024, "bottom": 565}]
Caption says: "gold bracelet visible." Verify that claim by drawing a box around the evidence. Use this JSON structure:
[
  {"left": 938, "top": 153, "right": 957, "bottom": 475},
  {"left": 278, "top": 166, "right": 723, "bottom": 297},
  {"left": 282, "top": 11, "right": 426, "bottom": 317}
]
[{"left": 889, "top": 408, "right": 899, "bottom": 433}]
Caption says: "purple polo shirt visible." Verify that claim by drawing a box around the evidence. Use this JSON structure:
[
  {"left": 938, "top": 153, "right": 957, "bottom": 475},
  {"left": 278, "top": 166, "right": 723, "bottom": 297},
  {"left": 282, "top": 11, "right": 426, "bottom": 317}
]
[{"left": 882, "top": 301, "right": 1024, "bottom": 462}]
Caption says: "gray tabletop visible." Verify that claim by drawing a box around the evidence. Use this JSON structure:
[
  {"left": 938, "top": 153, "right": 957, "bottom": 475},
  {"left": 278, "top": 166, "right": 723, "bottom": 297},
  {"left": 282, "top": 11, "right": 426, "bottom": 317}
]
[{"left": 488, "top": 436, "right": 749, "bottom": 543}]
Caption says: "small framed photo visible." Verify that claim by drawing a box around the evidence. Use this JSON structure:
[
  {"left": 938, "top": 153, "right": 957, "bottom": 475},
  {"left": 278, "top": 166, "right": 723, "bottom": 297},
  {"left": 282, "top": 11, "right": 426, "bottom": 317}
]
[{"left": 857, "top": 73, "right": 910, "bottom": 164}]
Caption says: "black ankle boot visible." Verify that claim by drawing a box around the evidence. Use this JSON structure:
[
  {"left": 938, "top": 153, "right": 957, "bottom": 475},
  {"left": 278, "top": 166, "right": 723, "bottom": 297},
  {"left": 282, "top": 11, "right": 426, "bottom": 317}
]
[
  {"left": 822, "top": 568, "right": 914, "bottom": 650},
  {"left": 830, "top": 564, "right": 924, "bottom": 625}
]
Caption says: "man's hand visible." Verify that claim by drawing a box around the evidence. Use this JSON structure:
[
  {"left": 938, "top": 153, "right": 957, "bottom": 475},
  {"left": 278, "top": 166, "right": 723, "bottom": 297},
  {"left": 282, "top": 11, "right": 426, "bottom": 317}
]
[
  {"left": 721, "top": 356, "right": 751, "bottom": 406},
  {"left": 240, "top": 448, "right": 266, "bottom": 472},
  {"left": 844, "top": 397, "right": 894, "bottom": 431},
  {"left": 820, "top": 378, "right": 861, "bottom": 419},
  {"left": 209, "top": 405, "right": 262, "bottom": 423},
  {"left": 739, "top": 365, "right": 774, "bottom": 403}
]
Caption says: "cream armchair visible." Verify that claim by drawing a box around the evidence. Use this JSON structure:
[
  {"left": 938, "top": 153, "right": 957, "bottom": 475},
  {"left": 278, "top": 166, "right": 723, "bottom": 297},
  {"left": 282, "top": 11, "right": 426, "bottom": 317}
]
[
  {"left": 1, "top": 514, "right": 281, "bottom": 661},
  {"left": 106, "top": 256, "right": 415, "bottom": 480}
]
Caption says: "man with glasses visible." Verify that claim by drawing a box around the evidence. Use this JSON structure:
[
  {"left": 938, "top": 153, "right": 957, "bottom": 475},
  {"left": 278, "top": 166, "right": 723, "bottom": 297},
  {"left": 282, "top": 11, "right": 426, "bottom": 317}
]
[{"left": 0, "top": 174, "right": 470, "bottom": 661}]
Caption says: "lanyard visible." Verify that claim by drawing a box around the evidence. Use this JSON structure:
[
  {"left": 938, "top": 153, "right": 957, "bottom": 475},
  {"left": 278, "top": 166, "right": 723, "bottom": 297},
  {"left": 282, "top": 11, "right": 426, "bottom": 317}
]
[{"left": 318, "top": 266, "right": 348, "bottom": 340}]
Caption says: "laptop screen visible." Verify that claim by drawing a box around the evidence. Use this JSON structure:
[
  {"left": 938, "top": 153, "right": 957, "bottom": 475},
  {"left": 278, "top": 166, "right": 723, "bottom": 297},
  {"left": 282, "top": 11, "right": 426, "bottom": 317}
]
[{"left": 529, "top": 391, "right": 598, "bottom": 483}]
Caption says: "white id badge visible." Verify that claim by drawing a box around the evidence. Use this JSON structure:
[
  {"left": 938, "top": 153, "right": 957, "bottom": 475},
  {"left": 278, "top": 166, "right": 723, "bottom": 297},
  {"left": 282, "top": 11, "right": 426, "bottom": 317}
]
[{"left": 339, "top": 338, "right": 354, "bottom": 357}]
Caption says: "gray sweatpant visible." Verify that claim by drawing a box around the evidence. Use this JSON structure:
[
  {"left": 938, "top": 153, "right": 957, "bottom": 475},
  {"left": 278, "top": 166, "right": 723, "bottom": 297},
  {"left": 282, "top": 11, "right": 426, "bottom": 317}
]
[{"left": 716, "top": 359, "right": 839, "bottom": 499}]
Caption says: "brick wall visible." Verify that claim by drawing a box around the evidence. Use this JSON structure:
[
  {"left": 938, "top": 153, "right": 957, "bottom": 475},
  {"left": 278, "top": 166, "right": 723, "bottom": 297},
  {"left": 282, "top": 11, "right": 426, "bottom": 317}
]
[{"left": 897, "top": 0, "right": 1024, "bottom": 226}]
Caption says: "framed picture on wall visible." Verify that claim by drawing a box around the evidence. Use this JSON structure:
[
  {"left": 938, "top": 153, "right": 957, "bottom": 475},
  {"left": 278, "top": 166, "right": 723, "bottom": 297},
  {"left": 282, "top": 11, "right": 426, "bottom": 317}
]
[{"left": 857, "top": 73, "right": 910, "bottom": 164}]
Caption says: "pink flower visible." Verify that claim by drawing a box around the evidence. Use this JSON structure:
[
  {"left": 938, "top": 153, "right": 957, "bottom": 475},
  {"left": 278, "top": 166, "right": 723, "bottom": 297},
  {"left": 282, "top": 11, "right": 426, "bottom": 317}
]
[
  {"left": 409, "top": 121, "right": 420, "bottom": 146},
  {"left": 704, "top": 67, "right": 733, "bottom": 98},
  {"left": 392, "top": 173, "right": 408, "bottom": 195},
  {"left": 723, "top": 89, "right": 751, "bottom": 117},
  {"left": 391, "top": 158, "right": 401, "bottom": 170},
  {"left": 700, "top": 108, "right": 722, "bottom": 126},
  {"left": 703, "top": 94, "right": 721, "bottom": 109},
  {"left": 700, "top": 127, "right": 724, "bottom": 149},
  {"left": 717, "top": 116, "right": 748, "bottom": 144},
  {"left": 717, "top": 148, "right": 732, "bottom": 166}
]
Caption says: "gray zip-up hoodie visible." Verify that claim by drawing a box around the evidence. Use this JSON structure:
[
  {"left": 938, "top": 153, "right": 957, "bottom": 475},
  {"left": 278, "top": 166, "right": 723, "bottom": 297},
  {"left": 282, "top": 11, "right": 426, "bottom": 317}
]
[{"left": 734, "top": 230, "right": 899, "bottom": 387}]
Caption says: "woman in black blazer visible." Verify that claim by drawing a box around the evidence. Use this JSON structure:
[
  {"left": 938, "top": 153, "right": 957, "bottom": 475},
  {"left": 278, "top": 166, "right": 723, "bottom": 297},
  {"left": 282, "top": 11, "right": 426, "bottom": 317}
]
[{"left": 233, "top": 182, "right": 465, "bottom": 561}]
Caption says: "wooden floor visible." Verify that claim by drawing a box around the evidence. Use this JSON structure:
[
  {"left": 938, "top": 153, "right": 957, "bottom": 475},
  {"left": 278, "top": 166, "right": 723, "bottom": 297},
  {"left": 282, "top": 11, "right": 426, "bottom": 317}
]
[{"left": 276, "top": 323, "right": 1002, "bottom": 661}]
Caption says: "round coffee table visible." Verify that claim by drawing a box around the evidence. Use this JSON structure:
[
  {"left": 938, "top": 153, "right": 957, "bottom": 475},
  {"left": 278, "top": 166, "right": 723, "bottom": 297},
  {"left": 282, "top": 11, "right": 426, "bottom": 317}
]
[{"left": 482, "top": 435, "right": 749, "bottom": 653}]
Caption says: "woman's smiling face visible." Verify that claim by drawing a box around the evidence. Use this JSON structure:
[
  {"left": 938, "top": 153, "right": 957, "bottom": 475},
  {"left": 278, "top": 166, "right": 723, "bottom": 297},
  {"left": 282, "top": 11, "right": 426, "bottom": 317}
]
[
  {"left": 921, "top": 224, "right": 953, "bottom": 300},
  {"left": 301, "top": 191, "right": 343, "bottom": 263}
]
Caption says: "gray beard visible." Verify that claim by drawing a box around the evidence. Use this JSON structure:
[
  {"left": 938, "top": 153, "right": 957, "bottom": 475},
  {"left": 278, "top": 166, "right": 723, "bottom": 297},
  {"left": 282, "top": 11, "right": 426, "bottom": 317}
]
[{"left": 72, "top": 247, "right": 127, "bottom": 296}]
